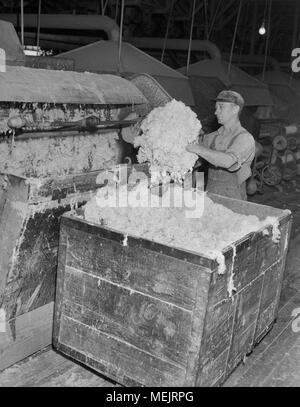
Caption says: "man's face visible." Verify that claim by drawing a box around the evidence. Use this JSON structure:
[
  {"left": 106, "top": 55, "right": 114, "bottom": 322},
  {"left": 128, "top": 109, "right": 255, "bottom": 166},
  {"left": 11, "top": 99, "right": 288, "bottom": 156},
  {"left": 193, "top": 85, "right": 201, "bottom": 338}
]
[{"left": 215, "top": 102, "right": 239, "bottom": 125}]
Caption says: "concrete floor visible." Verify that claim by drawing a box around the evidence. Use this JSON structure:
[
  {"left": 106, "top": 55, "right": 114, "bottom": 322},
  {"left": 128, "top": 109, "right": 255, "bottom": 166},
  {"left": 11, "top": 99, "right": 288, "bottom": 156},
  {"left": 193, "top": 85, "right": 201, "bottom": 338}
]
[{"left": 0, "top": 179, "right": 300, "bottom": 387}]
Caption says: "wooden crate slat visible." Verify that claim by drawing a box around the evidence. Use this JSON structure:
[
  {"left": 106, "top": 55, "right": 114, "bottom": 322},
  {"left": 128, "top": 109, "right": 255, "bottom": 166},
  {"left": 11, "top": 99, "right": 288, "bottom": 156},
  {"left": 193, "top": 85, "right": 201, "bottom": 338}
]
[
  {"left": 65, "top": 226, "right": 209, "bottom": 311},
  {"left": 62, "top": 215, "right": 214, "bottom": 269},
  {"left": 58, "top": 315, "right": 186, "bottom": 387},
  {"left": 226, "top": 323, "right": 257, "bottom": 375},
  {"left": 183, "top": 271, "right": 211, "bottom": 386},
  {"left": 230, "top": 238, "right": 260, "bottom": 292},
  {"left": 225, "top": 277, "right": 263, "bottom": 374},
  {"left": 198, "top": 296, "right": 236, "bottom": 367},
  {"left": 197, "top": 348, "right": 229, "bottom": 387},
  {"left": 62, "top": 266, "right": 194, "bottom": 368}
]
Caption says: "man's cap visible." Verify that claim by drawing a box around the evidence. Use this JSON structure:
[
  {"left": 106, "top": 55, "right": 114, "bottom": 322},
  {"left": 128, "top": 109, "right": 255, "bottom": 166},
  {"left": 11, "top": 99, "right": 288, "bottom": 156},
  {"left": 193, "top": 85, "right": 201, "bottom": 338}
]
[{"left": 214, "top": 90, "right": 244, "bottom": 108}]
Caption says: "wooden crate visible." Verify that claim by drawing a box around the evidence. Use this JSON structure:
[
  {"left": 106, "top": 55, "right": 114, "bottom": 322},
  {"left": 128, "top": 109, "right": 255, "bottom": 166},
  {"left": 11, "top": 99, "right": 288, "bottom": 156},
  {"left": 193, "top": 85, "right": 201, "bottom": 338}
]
[{"left": 53, "top": 194, "right": 292, "bottom": 387}]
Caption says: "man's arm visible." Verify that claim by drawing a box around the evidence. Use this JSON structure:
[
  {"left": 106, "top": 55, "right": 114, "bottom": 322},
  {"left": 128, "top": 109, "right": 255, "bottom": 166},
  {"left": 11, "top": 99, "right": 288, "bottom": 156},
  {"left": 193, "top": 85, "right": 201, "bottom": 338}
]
[
  {"left": 186, "top": 143, "right": 237, "bottom": 169},
  {"left": 226, "top": 133, "right": 255, "bottom": 172}
]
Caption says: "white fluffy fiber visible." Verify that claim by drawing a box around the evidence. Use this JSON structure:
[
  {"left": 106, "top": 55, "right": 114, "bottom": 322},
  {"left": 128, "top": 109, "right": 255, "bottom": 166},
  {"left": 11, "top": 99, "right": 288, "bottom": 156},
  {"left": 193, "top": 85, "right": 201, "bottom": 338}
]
[
  {"left": 134, "top": 99, "right": 201, "bottom": 182},
  {"left": 84, "top": 183, "right": 272, "bottom": 256}
]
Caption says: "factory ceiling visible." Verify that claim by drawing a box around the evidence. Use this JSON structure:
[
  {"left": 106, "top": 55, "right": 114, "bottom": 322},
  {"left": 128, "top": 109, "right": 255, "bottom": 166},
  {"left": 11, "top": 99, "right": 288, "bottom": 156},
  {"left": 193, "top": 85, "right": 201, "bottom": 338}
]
[{"left": 0, "top": 0, "right": 299, "bottom": 76}]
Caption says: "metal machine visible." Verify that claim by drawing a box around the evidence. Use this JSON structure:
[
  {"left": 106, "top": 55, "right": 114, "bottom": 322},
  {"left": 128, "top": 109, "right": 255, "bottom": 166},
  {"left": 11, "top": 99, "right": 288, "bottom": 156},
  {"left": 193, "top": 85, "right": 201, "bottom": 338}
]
[
  {"left": 248, "top": 121, "right": 300, "bottom": 194},
  {"left": 0, "top": 20, "right": 150, "bottom": 371}
]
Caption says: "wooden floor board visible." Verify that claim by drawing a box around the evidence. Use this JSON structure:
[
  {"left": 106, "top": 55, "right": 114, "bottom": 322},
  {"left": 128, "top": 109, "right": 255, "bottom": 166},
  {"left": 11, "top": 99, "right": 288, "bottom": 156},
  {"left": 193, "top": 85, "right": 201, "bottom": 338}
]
[
  {"left": 260, "top": 341, "right": 300, "bottom": 387},
  {"left": 0, "top": 346, "right": 117, "bottom": 387},
  {"left": 36, "top": 363, "right": 117, "bottom": 387}
]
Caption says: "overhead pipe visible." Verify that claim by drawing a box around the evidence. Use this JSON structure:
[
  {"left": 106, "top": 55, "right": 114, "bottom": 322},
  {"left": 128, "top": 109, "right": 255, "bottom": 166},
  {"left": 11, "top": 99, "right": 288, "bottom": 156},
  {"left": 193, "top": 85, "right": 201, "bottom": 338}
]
[
  {"left": 20, "top": 31, "right": 98, "bottom": 46},
  {"left": 21, "top": 35, "right": 83, "bottom": 52},
  {"left": 222, "top": 53, "right": 281, "bottom": 71},
  {"left": 2, "top": 14, "right": 223, "bottom": 60},
  {"left": 0, "top": 14, "right": 120, "bottom": 41},
  {"left": 21, "top": 32, "right": 223, "bottom": 62},
  {"left": 125, "top": 37, "right": 222, "bottom": 59},
  {"left": 0, "top": 12, "right": 282, "bottom": 73}
]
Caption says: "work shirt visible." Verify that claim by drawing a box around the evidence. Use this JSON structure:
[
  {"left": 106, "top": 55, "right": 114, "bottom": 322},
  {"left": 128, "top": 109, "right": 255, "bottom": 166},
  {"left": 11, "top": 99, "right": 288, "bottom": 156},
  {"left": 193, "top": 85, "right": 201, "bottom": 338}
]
[{"left": 201, "top": 121, "right": 255, "bottom": 185}]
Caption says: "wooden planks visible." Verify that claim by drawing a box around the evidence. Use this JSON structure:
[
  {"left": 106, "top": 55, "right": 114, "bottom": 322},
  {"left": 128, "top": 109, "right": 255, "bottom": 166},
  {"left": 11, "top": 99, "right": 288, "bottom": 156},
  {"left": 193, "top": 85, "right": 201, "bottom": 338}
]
[
  {"left": 63, "top": 266, "right": 193, "bottom": 367},
  {"left": 198, "top": 298, "right": 236, "bottom": 368},
  {"left": 2, "top": 206, "right": 65, "bottom": 319},
  {"left": 65, "top": 226, "right": 208, "bottom": 310},
  {"left": 58, "top": 316, "right": 186, "bottom": 387},
  {"left": 196, "top": 208, "right": 292, "bottom": 386},
  {"left": 0, "top": 175, "right": 29, "bottom": 295},
  {"left": 225, "top": 277, "right": 263, "bottom": 375},
  {"left": 54, "top": 218, "right": 212, "bottom": 387},
  {"left": 0, "top": 347, "right": 116, "bottom": 387},
  {"left": 53, "top": 191, "right": 292, "bottom": 387},
  {"left": 0, "top": 169, "right": 125, "bottom": 370},
  {"left": 0, "top": 170, "right": 112, "bottom": 321}
]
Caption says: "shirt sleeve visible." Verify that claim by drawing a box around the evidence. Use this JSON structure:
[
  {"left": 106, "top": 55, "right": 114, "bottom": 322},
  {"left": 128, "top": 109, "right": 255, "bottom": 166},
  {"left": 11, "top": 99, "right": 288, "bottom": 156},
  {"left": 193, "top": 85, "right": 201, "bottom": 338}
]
[{"left": 226, "top": 132, "right": 255, "bottom": 172}]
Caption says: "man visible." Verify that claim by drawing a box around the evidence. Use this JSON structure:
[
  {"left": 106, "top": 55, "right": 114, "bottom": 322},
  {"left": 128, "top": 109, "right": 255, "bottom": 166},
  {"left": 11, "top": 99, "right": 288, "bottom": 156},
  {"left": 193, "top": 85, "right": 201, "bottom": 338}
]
[{"left": 186, "top": 90, "right": 255, "bottom": 200}]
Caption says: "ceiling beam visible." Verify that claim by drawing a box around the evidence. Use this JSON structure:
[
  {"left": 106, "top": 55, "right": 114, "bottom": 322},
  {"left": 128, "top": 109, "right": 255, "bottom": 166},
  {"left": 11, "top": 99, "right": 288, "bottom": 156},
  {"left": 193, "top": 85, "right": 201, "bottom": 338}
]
[
  {"left": 216, "top": 0, "right": 239, "bottom": 29},
  {"left": 292, "top": 0, "right": 300, "bottom": 48},
  {"left": 219, "top": 0, "right": 255, "bottom": 31}
]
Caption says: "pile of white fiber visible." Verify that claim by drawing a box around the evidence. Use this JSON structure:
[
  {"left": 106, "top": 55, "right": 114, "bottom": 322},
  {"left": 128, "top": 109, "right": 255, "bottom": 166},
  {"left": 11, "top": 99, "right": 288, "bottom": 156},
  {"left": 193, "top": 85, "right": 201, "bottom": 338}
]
[
  {"left": 134, "top": 99, "right": 201, "bottom": 183},
  {"left": 83, "top": 183, "right": 280, "bottom": 273}
]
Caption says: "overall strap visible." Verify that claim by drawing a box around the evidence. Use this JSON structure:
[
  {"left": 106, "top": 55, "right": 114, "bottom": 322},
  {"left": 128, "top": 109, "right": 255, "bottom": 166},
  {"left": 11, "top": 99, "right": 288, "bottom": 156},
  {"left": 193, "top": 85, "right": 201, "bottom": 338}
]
[
  {"left": 210, "top": 132, "right": 219, "bottom": 150},
  {"left": 227, "top": 129, "right": 248, "bottom": 149}
]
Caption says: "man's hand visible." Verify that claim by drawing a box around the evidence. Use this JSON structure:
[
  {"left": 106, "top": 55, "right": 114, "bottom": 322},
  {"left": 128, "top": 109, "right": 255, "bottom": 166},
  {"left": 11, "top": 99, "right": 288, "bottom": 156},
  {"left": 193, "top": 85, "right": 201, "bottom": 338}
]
[{"left": 186, "top": 143, "right": 201, "bottom": 154}]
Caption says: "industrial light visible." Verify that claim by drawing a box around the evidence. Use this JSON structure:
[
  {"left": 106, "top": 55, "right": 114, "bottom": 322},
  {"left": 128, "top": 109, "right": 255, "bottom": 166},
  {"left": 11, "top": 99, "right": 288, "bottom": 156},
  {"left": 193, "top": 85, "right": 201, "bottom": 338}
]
[{"left": 259, "top": 21, "right": 266, "bottom": 35}]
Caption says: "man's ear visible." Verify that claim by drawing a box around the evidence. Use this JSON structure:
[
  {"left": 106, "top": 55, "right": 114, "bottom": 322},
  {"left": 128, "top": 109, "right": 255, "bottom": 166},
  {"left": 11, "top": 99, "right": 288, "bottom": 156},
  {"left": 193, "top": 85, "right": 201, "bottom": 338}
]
[{"left": 233, "top": 105, "right": 240, "bottom": 116}]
